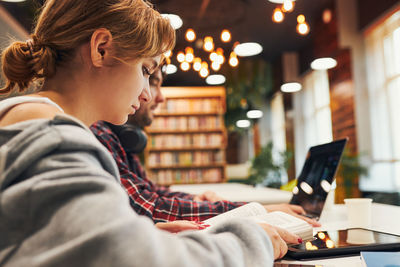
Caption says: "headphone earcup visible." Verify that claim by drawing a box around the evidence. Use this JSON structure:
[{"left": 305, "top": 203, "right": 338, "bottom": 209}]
[{"left": 107, "top": 123, "right": 148, "bottom": 153}]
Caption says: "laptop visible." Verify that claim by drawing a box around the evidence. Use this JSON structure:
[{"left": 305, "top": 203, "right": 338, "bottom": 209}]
[{"left": 289, "top": 138, "right": 348, "bottom": 220}]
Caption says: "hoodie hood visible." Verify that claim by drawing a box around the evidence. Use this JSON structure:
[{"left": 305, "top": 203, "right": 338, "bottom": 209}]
[{"left": 0, "top": 115, "right": 119, "bottom": 191}]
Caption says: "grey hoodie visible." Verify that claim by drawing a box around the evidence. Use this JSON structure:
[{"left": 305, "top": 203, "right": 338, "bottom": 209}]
[{"left": 0, "top": 115, "right": 274, "bottom": 267}]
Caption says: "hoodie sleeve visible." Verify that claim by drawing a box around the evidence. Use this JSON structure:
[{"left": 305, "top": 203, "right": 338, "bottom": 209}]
[{"left": 2, "top": 123, "right": 274, "bottom": 267}]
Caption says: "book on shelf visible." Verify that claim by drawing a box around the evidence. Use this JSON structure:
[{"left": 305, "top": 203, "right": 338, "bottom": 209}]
[
  {"left": 360, "top": 251, "right": 400, "bottom": 267},
  {"left": 203, "top": 202, "right": 313, "bottom": 241}
]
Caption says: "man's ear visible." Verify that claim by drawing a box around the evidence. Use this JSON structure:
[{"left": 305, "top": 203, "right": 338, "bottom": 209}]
[{"left": 90, "top": 28, "right": 113, "bottom": 67}]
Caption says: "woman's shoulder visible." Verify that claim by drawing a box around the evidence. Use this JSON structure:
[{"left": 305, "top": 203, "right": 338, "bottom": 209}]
[{"left": 0, "top": 96, "right": 63, "bottom": 127}]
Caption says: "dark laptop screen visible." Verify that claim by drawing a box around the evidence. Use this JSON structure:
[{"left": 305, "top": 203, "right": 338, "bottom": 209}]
[{"left": 290, "top": 138, "right": 347, "bottom": 217}]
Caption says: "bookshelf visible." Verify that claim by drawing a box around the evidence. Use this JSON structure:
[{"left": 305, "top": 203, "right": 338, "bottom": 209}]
[{"left": 145, "top": 86, "right": 227, "bottom": 185}]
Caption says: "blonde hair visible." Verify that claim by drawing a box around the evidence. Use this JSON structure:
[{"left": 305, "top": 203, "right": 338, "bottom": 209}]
[{"left": 1, "top": 0, "right": 175, "bottom": 94}]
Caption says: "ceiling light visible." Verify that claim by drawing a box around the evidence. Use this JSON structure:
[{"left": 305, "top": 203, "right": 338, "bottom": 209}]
[
  {"left": 185, "top": 28, "right": 196, "bottom": 42},
  {"left": 236, "top": 119, "right": 251, "bottom": 128},
  {"left": 311, "top": 57, "right": 337, "bottom": 70},
  {"left": 234, "top": 42, "right": 263, "bottom": 57},
  {"left": 268, "top": 0, "right": 295, "bottom": 3},
  {"left": 1, "top": 0, "right": 26, "bottom": 2},
  {"left": 221, "top": 29, "right": 231, "bottom": 42},
  {"left": 165, "top": 64, "right": 177, "bottom": 74},
  {"left": 161, "top": 14, "right": 183, "bottom": 30},
  {"left": 272, "top": 8, "right": 284, "bottom": 23},
  {"left": 206, "top": 74, "right": 226, "bottom": 85},
  {"left": 281, "top": 82, "right": 302, "bottom": 92},
  {"left": 246, "top": 110, "right": 263, "bottom": 119}
]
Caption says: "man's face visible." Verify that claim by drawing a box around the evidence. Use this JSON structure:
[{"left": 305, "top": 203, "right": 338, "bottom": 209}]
[{"left": 128, "top": 68, "right": 165, "bottom": 127}]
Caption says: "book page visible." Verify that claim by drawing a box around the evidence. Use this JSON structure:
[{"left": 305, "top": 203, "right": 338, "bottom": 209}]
[{"left": 204, "top": 202, "right": 267, "bottom": 227}]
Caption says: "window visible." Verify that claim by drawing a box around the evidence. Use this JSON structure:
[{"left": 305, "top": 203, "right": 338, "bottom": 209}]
[
  {"left": 364, "top": 10, "right": 400, "bottom": 191},
  {"left": 293, "top": 70, "right": 333, "bottom": 175},
  {"left": 270, "top": 92, "right": 288, "bottom": 184}
]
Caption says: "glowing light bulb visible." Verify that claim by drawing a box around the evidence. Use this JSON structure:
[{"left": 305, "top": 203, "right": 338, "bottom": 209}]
[
  {"left": 201, "top": 61, "right": 208, "bottom": 69},
  {"left": 164, "top": 50, "right": 172, "bottom": 58},
  {"left": 199, "top": 67, "right": 209, "bottom": 78},
  {"left": 177, "top": 52, "right": 185, "bottom": 63},
  {"left": 193, "top": 57, "right": 202, "bottom": 71},
  {"left": 297, "top": 22, "right": 309, "bottom": 35},
  {"left": 297, "top": 14, "right": 305, "bottom": 24},
  {"left": 180, "top": 61, "right": 190, "bottom": 71},
  {"left": 273, "top": 8, "right": 284, "bottom": 23},
  {"left": 229, "top": 56, "right": 238, "bottom": 67},
  {"left": 209, "top": 52, "right": 218, "bottom": 62},
  {"left": 282, "top": 0, "right": 294, "bottom": 12},
  {"left": 185, "top": 28, "right": 196, "bottom": 42},
  {"left": 221, "top": 29, "right": 231, "bottom": 42},
  {"left": 185, "top": 47, "right": 194, "bottom": 63},
  {"left": 216, "top": 54, "right": 225, "bottom": 64},
  {"left": 203, "top": 36, "right": 214, "bottom": 52},
  {"left": 211, "top": 61, "right": 221, "bottom": 71}
]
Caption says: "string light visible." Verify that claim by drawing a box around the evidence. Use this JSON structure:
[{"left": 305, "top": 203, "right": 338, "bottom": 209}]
[
  {"left": 211, "top": 61, "right": 221, "bottom": 71},
  {"left": 221, "top": 29, "right": 231, "bottom": 42},
  {"left": 272, "top": 7, "right": 284, "bottom": 23},
  {"left": 209, "top": 52, "right": 218, "bottom": 62},
  {"left": 164, "top": 50, "right": 172, "bottom": 58},
  {"left": 296, "top": 14, "right": 309, "bottom": 35},
  {"left": 185, "top": 47, "right": 194, "bottom": 63},
  {"left": 282, "top": 0, "right": 294, "bottom": 12},
  {"left": 180, "top": 61, "right": 190, "bottom": 71},
  {"left": 193, "top": 57, "right": 202, "bottom": 71},
  {"left": 185, "top": 28, "right": 196, "bottom": 42},
  {"left": 203, "top": 36, "right": 214, "bottom": 52},
  {"left": 199, "top": 67, "right": 209, "bottom": 78},
  {"left": 229, "top": 56, "right": 239, "bottom": 67},
  {"left": 177, "top": 52, "right": 185, "bottom": 63}
]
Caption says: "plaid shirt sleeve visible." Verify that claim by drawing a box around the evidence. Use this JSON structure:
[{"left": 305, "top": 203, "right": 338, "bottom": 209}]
[
  {"left": 130, "top": 154, "right": 195, "bottom": 200},
  {"left": 91, "top": 121, "right": 246, "bottom": 223}
]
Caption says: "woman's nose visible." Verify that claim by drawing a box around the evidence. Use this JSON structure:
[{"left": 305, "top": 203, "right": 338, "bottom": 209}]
[{"left": 139, "top": 83, "right": 152, "bottom": 103}]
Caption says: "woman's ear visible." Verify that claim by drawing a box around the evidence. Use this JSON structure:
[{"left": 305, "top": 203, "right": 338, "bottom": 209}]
[{"left": 90, "top": 28, "right": 113, "bottom": 67}]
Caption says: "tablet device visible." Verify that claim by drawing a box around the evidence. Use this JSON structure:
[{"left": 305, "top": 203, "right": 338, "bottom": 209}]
[{"left": 287, "top": 228, "right": 400, "bottom": 259}]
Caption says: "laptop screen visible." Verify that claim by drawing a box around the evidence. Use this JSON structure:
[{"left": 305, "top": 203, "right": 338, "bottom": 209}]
[{"left": 290, "top": 138, "right": 347, "bottom": 217}]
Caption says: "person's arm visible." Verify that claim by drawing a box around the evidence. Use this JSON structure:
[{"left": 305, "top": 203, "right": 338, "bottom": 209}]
[
  {"left": 92, "top": 123, "right": 246, "bottom": 222},
  {"left": 4, "top": 129, "right": 275, "bottom": 266}
]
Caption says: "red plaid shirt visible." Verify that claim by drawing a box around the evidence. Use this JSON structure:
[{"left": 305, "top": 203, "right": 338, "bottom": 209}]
[{"left": 91, "top": 121, "right": 244, "bottom": 223}]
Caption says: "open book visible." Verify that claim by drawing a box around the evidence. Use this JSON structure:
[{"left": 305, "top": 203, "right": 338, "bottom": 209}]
[{"left": 204, "top": 202, "right": 313, "bottom": 241}]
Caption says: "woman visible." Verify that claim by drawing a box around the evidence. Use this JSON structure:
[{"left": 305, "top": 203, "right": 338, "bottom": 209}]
[{"left": 0, "top": 0, "right": 299, "bottom": 266}]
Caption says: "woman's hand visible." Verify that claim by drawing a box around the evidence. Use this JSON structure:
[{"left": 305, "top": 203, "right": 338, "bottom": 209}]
[
  {"left": 257, "top": 223, "right": 302, "bottom": 259},
  {"left": 155, "top": 220, "right": 210, "bottom": 233},
  {"left": 263, "top": 203, "right": 321, "bottom": 227}
]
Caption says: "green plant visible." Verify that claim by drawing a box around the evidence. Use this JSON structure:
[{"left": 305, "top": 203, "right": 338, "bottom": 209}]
[
  {"left": 337, "top": 149, "right": 369, "bottom": 198},
  {"left": 246, "top": 142, "right": 292, "bottom": 188}
]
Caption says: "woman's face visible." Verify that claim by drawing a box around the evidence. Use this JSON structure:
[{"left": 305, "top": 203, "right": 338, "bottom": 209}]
[{"left": 98, "top": 55, "right": 161, "bottom": 125}]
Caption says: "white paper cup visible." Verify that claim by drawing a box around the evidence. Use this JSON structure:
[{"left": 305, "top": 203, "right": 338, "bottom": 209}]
[{"left": 344, "top": 198, "right": 372, "bottom": 228}]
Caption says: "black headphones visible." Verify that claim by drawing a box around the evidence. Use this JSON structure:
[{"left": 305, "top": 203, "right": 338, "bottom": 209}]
[{"left": 106, "top": 122, "right": 148, "bottom": 154}]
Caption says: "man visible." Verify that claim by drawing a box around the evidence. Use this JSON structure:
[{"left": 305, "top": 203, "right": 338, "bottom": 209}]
[{"left": 91, "top": 67, "right": 319, "bottom": 226}]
